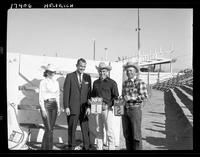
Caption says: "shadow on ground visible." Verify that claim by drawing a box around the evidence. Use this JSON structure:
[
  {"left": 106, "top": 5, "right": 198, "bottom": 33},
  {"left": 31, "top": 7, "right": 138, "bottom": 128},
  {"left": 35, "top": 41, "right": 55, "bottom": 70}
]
[
  {"left": 164, "top": 91, "right": 193, "bottom": 150},
  {"left": 142, "top": 89, "right": 193, "bottom": 150},
  {"left": 144, "top": 136, "right": 166, "bottom": 147}
]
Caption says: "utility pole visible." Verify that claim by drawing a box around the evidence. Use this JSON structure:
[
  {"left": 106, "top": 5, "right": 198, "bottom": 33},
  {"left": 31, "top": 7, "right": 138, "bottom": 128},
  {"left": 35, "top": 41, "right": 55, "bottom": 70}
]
[
  {"left": 170, "top": 43, "right": 174, "bottom": 74},
  {"left": 93, "top": 39, "right": 96, "bottom": 60},
  {"left": 136, "top": 8, "right": 141, "bottom": 65},
  {"left": 105, "top": 48, "right": 108, "bottom": 61}
]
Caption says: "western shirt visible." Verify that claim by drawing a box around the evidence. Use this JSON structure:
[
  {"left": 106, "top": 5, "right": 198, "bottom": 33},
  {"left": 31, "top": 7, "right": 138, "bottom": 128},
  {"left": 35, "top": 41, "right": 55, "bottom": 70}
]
[
  {"left": 39, "top": 78, "right": 60, "bottom": 108},
  {"left": 91, "top": 77, "right": 119, "bottom": 107},
  {"left": 122, "top": 78, "right": 148, "bottom": 107}
]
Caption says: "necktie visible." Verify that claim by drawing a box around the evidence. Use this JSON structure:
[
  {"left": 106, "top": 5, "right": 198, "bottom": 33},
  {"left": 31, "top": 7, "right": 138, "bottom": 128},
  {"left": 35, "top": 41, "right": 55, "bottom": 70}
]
[{"left": 79, "top": 74, "right": 82, "bottom": 87}]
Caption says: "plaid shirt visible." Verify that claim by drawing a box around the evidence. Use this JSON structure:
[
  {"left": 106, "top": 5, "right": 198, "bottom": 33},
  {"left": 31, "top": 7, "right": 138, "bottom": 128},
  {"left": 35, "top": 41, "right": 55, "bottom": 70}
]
[{"left": 122, "top": 78, "right": 148, "bottom": 108}]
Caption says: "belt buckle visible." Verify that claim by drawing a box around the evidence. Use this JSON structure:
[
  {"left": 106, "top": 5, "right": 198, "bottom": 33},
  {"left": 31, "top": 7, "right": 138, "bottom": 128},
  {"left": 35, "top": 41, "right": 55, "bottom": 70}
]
[
  {"left": 125, "top": 102, "right": 138, "bottom": 109},
  {"left": 46, "top": 98, "right": 56, "bottom": 102}
]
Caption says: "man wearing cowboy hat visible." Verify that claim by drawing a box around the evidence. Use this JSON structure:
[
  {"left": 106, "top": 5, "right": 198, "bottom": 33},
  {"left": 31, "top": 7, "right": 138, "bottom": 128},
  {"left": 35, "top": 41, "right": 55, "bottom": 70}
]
[
  {"left": 91, "top": 62, "right": 119, "bottom": 150},
  {"left": 122, "top": 61, "right": 148, "bottom": 150}
]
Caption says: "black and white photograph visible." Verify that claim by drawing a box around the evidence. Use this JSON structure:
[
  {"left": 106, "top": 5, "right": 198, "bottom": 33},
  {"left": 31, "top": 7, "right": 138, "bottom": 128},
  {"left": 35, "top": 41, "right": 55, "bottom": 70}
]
[{"left": 0, "top": 0, "right": 197, "bottom": 154}]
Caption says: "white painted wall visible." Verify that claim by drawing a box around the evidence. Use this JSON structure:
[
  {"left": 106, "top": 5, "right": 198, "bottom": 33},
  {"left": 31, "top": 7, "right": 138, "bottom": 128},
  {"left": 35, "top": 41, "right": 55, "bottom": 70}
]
[{"left": 7, "top": 53, "right": 20, "bottom": 105}]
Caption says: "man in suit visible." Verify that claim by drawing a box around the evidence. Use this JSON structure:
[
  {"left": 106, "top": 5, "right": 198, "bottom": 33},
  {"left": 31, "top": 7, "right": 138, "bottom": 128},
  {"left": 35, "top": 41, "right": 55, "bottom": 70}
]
[{"left": 63, "top": 58, "right": 91, "bottom": 150}]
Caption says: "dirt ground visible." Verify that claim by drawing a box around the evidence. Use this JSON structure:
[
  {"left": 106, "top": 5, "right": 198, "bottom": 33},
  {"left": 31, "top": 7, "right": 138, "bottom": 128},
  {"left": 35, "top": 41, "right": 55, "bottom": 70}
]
[
  {"left": 118, "top": 88, "right": 193, "bottom": 150},
  {"left": 26, "top": 89, "right": 193, "bottom": 150},
  {"left": 117, "top": 89, "right": 167, "bottom": 150}
]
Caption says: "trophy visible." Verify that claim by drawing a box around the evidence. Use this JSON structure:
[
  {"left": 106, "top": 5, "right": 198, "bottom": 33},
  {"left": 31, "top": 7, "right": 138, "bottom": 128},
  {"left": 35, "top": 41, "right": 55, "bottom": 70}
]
[
  {"left": 114, "top": 97, "right": 125, "bottom": 116},
  {"left": 88, "top": 97, "right": 103, "bottom": 114}
]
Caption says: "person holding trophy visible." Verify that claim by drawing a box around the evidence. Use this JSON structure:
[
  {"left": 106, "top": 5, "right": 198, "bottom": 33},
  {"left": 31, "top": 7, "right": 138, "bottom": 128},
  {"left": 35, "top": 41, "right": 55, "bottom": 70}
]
[
  {"left": 90, "top": 62, "right": 119, "bottom": 150},
  {"left": 122, "top": 61, "right": 148, "bottom": 150}
]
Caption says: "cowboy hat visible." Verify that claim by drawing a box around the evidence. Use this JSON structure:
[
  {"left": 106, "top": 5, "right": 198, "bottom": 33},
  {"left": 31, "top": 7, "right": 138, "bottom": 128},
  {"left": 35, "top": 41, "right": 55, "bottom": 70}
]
[
  {"left": 95, "top": 62, "right": 112, "bottom": 71},
  {"left": 41, "top": 64, "right": 57, "bottom": 72},
  {"left": 123, "top": 61, "right": 140, "bottom": 72}
]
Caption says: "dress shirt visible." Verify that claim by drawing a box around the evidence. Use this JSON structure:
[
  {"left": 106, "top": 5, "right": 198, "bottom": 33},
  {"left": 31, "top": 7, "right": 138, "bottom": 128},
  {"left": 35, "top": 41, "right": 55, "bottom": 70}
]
[
  {"left": 39, "top": 78, "right": 60, "bottom": 108},
  {"left": 76, "top": 72, "right": 83, "bottom": 86}
]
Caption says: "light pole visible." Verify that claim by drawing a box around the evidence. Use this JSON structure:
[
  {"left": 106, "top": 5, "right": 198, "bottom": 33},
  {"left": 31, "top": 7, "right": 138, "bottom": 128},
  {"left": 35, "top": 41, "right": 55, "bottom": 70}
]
[
  {"left": 93, "top": 39, "right": 96, "bottom": 60},
  {"left": 136, "top": 8, "right": 141, "bottom": 65},
  {"left": 105, "top": 48, "right": 108, "bottom": 61}
]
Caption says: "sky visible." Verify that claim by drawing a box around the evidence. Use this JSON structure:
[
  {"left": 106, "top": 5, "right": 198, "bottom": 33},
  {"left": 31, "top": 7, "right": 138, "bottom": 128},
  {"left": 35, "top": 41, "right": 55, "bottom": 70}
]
[{"left": 7, "top": 8, "right": 193, "bottom": 72}]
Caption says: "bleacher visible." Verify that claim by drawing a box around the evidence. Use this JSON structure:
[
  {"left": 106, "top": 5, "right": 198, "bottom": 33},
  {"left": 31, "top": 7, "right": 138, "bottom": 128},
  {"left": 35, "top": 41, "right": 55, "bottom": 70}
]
[
  {"left": 152, "top": 68, "right": 193, "bottom": 127},
  {"left": 152, "top": 69, "right": 193, "bottom": 92}
]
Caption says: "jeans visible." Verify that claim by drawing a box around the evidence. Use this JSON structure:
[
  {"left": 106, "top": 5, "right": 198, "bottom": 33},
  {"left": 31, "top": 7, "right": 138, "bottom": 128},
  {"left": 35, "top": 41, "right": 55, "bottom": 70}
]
[
  {"left": 40, "top": 101, "right": 58, "bottom": 150},
  {"left": 122, "top": 105, "right": 142, "bottom": 150},
  {"left": 95, "top": 107, "right": 116, "bottom": 150}
]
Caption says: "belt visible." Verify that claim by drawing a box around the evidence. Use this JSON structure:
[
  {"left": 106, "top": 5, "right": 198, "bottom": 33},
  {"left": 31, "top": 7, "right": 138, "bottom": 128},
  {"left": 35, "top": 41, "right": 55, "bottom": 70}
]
[
  {"left": 45, "top": 98, "right": 56, "bottom": 102},
  {"left": 125, "top": 102, "right": 141, "bottom": 108}
]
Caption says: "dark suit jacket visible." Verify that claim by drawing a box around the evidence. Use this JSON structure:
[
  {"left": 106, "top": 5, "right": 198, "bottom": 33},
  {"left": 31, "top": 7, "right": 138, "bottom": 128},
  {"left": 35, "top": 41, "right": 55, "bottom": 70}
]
[{"left": 63, "top": 71, "right": 91, "bottom": 115}]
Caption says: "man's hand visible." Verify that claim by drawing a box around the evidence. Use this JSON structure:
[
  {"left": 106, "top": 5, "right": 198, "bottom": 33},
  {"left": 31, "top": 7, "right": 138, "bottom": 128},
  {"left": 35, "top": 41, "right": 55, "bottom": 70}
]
[
  {"left": 85, "top": 108, "right": 91, "bottom": 116},
  {"left": 102, "top": 102, "right": 108, "bottom": 111},
  {"left": 124, "top": 95, "right": 130, "bottom": 101},
  {"left": 124, "top": 95, "right": 137, "bottom": 102},
  {"left": 87, "top": 99, "right": 91, "bottom": 105},
  {"left": 57, "top": 107, "right": 61, "bottom": 116},
  {"left": 65, "top": 107, "right": 70, "bottom": 116}
]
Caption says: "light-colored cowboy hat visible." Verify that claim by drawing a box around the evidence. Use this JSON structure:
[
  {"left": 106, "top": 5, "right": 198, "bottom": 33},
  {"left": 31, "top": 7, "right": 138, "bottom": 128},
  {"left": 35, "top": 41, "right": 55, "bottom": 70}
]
[
  {"left": 95, "top": 62, "right": 112, "bottom": 71},
  {"left": 41, "top": 64, "right": 57, "bottom": 72},
  {"left": 123, "top": 61, "right": 140, "bottom": 72}
]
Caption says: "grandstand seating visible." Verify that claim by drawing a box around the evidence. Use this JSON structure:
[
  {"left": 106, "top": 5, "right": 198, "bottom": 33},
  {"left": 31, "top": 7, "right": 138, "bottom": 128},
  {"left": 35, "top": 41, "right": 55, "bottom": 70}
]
[{"left": 152, "top": 69, "right": 193, "bottom": 92}]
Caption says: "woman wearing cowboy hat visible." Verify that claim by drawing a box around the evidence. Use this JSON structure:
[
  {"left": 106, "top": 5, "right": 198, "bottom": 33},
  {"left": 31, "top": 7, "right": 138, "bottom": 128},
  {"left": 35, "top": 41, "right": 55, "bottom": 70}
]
[
  {"left": 91, "top": 62, "right": 119, "bottom": 150},
  {"left": 122, "top": 61, "right": 148, "bottom": 150},
  {"left": 39, "top": 64, "right": 61, "bottom": 150}
]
